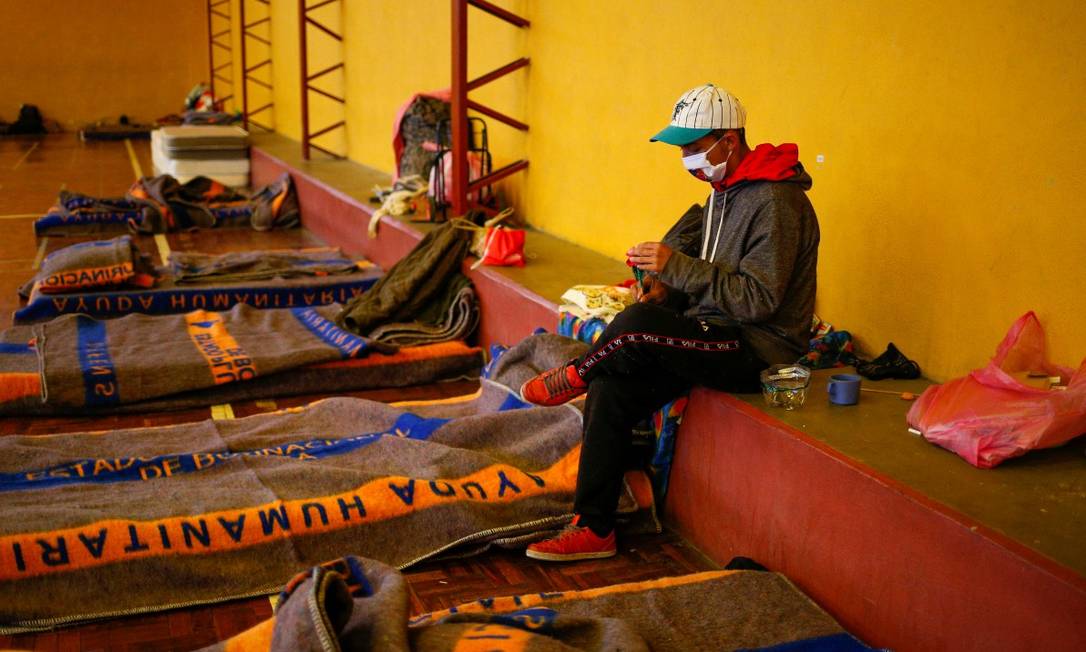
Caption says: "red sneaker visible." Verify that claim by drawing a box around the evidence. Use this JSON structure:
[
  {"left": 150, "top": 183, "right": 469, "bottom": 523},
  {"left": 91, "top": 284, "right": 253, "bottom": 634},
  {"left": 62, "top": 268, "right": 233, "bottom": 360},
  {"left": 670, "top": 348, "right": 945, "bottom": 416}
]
[
  {"left": 519, "top": 363, "right": 587, "bottom": 406},
  {"left": 525, "top": 518, "right": 616, "bottom": 562}
]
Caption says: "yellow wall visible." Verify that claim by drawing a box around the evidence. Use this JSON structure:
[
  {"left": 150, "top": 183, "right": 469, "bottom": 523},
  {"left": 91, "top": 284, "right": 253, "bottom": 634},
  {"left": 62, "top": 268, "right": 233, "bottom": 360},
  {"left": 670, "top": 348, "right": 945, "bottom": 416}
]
[
  {"left": 270, "top": 0, "right": 348, "bottom": 154},
  {"left": 262, "top": 1, "right": 1084, "bottom": 380},
  {"left": 0, "top": 0, "right": 208, "bottom": 127},
  {"left": 1, "top": 1, "right": 1078, "bottom": 379}
]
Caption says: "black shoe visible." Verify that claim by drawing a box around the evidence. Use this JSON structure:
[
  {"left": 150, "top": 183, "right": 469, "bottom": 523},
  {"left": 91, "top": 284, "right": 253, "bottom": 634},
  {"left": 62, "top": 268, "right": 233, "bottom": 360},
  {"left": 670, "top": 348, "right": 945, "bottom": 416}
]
[{"left": 856, "top": 342, "right": 921, "bottom": 380}]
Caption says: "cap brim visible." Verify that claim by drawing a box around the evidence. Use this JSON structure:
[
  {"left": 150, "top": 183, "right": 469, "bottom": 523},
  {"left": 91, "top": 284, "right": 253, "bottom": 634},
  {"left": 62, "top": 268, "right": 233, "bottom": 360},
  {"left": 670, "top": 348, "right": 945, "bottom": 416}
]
[{"left": 649, "top": 125, "right": 711, "bottom": 145}]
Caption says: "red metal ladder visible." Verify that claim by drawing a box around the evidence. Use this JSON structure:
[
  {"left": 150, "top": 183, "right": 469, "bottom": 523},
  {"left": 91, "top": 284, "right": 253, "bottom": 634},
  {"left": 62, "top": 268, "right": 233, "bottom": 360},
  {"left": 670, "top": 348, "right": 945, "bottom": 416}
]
[
  {"left": 450, "top": 0, "right": 531, "bottom": 216},
  {"left": 206, "top": 0, "right": 235, "bottom": 110},
  {"left": 240, "top": 0, "right": 274, "bottom": 131},
  {"left": 299, "top": 0, "right": 347, "bottom": 159}
]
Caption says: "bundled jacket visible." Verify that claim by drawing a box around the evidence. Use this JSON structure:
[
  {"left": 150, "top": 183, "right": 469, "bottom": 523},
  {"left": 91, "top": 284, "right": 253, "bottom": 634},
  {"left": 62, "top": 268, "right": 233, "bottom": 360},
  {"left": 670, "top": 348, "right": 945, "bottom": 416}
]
[
  {"left": 127, "top": 175, "right": 246, "bottom": 233},
  {"left": 659, "top": 143, "right": 819, "bottom": 365}
]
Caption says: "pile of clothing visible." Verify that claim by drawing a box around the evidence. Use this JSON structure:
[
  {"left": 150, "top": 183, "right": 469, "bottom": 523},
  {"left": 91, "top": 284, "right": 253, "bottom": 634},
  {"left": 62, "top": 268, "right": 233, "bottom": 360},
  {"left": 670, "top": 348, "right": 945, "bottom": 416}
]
[
  {"left": 797, "top": 315, "right": 921, "bottom": 379},
  {"left": 0, "top": 104, "right": 51, "bottom": 136},
  {"left": 34, "top": 173, "right": 299, "bottom": 235}
]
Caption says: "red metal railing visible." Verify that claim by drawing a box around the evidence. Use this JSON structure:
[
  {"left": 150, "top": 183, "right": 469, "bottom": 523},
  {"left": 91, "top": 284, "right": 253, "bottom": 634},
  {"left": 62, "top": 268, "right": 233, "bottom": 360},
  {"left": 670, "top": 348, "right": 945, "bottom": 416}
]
[
  {"left": 299, "top": 0, "right": 346, "bottom": 159},
  {"left": 207, "top": 0, "right": 234, "bottom": 110},
  {"left": 240, "top": 0, "right": 274, "bottom": 131},
  {"left": 450, "top": 0, "right": 530, "bottom": 216}
]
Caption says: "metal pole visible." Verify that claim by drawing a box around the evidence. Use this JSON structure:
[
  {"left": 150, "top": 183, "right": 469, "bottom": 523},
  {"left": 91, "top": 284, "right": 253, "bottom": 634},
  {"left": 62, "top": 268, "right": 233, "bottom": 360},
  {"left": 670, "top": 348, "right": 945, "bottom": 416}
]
[
  {"left": 299, "top": 0, "right": 310, "bottom": 159},
  {"left": 467, "top": 0, "right": 530, "bottom": 27},
  {"left": 239, "top": 0, "right": 249, "bottom": 130},
  {"left": 206, "top": 0, "right": 216, "bottom": 99},
  {"left": 450, "top": 0, "right": 469, "bottom": 216}
]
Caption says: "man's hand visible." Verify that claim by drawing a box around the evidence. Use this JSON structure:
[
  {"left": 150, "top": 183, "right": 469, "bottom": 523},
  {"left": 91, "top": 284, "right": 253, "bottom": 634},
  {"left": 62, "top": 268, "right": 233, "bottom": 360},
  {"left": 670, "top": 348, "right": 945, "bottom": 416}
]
[
  {"left": 626, "top": 242, "right": 674, "bottom": 273},
  {"left": 634, "top": 275, "right": 669, "bottom": 305}
]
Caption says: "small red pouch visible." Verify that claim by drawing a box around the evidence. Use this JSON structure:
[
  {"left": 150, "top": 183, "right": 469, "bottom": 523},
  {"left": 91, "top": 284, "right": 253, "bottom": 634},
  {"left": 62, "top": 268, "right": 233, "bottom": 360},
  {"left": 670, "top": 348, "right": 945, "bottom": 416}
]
[{"left": 473, "top": 225, "right": 525, "bottom": 268}]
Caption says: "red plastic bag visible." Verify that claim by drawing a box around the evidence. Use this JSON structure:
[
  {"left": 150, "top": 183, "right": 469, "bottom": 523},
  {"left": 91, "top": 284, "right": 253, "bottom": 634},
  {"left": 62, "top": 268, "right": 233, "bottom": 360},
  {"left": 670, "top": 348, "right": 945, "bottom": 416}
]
[
  {"left": 470, "top": 225, "right": 525, "bottom": 268},
  {"left": 907, "top": 312, "right": 1086, "bottom": 468}
]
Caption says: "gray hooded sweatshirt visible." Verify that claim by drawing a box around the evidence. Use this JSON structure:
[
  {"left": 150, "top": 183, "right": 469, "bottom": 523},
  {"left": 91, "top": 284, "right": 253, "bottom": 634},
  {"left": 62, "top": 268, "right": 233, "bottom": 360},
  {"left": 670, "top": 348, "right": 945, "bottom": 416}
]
[{"left": 658, "top": 143, "right": 819, "bottom": 365}]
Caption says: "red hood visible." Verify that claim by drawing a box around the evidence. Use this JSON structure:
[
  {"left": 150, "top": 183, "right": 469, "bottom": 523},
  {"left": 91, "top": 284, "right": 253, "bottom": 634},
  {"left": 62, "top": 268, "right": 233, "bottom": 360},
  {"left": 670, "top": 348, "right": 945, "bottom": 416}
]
[{"left": 713, "top": 143, "right": 801, "bottom": 191}]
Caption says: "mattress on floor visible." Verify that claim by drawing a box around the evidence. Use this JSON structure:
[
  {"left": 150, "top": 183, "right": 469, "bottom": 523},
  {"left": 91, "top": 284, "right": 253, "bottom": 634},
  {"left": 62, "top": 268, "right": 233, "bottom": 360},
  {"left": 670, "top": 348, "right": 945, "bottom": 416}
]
[
  {"left": 151, "top": 149, "right": 250, "bottom": 187},
  {"left": 13, "top": 263, "right": 382, "bottom": 324},
  {"left": 156, "top": 125, "right": 249, "bottom": 153},
  {"left": 151, "top": 128, "right": 250, "bottom": 187}
]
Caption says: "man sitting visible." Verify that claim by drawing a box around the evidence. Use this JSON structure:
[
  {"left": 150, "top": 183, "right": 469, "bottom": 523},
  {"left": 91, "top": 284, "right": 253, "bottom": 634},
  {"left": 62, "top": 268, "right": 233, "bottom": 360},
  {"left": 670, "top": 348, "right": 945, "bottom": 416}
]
[{"left": 520, "top": 83, "right": 821, "bottom": 561}]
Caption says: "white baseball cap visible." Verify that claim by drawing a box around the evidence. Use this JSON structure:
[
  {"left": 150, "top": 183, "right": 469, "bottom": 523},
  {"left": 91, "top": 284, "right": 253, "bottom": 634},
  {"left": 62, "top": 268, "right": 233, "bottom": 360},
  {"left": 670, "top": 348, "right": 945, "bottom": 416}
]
[{"left": 650, "top": 83, "right": 746, "bottom": 146}]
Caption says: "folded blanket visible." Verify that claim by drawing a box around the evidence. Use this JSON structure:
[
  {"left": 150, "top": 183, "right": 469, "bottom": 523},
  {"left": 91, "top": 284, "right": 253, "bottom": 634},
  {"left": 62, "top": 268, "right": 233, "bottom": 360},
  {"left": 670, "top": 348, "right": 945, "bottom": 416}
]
[
  {"left": 337, "top": 221, "right": 472, "bottom": 336},
  {"left": 0, "top": 303, "right": 392, "bottom": 414},
  {"left": 202, "top": 555, "right": 874, "bottom": 652},
  {"left": 170, "top": 248, "right": 362, "bottom": 284},
  {"left": 368, "top": 273, "right": 479, "bottom": 346},
  {"left": 0, "top": 379, "right": 652, "bottom": 632},
  {"left": 20, "top": 235, "right": 158, "bottom": 296}
]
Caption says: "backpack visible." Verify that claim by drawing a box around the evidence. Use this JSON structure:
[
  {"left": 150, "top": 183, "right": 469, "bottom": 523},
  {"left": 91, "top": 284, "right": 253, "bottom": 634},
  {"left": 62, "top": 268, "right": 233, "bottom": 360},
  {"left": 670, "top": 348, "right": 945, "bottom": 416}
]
[
  {"left": 396, "top": 95, "right": 450, "bottom": 180},
  {"left": 10, "top": 104, "right": 46, "bottom": 135}
]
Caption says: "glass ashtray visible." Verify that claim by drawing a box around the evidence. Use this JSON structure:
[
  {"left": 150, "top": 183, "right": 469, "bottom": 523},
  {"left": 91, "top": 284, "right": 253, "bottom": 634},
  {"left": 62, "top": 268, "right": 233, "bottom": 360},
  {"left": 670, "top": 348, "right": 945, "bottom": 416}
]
[{"left": 760, "top": 364, "right": 811, "bottom": 410}]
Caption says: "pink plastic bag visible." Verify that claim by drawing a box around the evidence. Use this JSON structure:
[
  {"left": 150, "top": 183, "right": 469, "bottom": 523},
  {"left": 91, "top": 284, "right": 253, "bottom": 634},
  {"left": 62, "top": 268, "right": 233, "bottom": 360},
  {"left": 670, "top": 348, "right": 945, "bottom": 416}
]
[{"left": 906, "top": 311, "right": 1086, "bottom": 468}]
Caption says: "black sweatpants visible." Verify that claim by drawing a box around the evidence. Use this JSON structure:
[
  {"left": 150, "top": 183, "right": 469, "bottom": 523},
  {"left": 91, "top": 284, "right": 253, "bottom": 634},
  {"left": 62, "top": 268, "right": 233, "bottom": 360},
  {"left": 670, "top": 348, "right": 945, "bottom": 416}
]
[{"left": 571, "top": 302, "right": 765, "bottom": 534}]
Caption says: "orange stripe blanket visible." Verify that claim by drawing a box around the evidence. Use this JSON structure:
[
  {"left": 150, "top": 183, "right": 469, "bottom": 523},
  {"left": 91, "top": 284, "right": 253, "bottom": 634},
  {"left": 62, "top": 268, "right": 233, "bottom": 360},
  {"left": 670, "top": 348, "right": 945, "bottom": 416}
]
[
  {"left": 0, "top": 379, "right": 657, "bottom": 633},
  {"left": 0, "top": 303, "right": 482, "bottom": 415},
  {"left": 203, "top": 556, "right": 876, "bottom": 651}
]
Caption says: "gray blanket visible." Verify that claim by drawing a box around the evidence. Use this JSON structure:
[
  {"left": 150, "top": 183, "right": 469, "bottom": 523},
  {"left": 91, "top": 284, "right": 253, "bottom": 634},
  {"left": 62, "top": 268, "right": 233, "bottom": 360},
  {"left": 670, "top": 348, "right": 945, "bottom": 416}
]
[
  {"left": 200, "top": 556, "right": 872, "bottom": 651},
  {"left": 368, "top": 274, "right": 479, "bottom": 347},
  {"left": 337, "top": 221, "right": 472, "bottom": 336},
  {"left": 0, "top": 378, "right": 653, "bottom": 632},
  {"left": 0, "top": 304, "right": 393, "bottom": 414}
]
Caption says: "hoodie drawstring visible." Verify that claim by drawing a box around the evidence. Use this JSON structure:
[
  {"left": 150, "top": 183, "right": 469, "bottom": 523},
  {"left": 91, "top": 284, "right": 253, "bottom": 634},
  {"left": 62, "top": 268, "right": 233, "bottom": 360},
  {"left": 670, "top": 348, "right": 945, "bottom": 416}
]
[{"left": 700, "top": 191, "right": 727, "bottom": 263}]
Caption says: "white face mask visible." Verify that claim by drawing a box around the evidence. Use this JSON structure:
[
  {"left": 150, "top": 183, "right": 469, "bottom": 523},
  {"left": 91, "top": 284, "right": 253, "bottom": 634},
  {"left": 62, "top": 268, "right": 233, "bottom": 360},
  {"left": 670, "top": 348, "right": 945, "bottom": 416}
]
[{"left": 681, "top": 135, "right": 731, "bottom": 183}]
